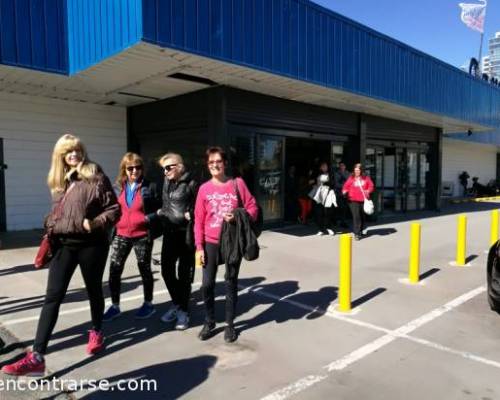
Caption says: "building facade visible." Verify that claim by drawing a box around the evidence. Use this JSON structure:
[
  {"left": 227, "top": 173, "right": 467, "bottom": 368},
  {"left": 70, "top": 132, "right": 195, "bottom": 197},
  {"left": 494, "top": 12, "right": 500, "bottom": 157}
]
[
  {"left": 0, "top": 0, "right": 499, "bottom": 230},
  {"left": 488, "top": 32, "right": 500, "bottom": 79}
]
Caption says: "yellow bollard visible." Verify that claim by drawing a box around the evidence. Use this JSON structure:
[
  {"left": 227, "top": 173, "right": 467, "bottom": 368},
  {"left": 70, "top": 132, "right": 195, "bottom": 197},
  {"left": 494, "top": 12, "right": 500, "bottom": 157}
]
[
  {"left": 339, "top": 234, "right": 352, "bottom": 312},
  {"left": 456, "top": 214, "right": 467, "bottom": 266},
  {"left": 409, "top": 223, "right": 421, "bottom": 284},
  {"left": 491, "top": 210, "right": 499, "bottom": 246}
]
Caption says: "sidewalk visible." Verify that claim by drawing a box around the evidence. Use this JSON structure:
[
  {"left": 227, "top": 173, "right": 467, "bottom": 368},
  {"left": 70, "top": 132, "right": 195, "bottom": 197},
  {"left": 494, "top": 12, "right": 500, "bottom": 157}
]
[{"left": 1, "top": 202, "right": 500, "bottom": 399}]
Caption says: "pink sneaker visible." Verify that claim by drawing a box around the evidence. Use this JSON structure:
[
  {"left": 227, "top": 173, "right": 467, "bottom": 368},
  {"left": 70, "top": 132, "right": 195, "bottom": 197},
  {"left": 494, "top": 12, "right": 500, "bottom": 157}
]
[
  {"left": 1, "top": 352, "right": 45, "bottom": 376},
  {"left": 86, "top": 330, "right": 104, "bottom": 355}
]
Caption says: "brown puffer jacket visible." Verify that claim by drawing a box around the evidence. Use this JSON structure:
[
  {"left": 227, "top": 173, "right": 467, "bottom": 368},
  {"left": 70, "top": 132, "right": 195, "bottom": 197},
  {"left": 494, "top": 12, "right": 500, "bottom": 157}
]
[{"left": 46, "top": 170, "right": 120, "bottom": 237}]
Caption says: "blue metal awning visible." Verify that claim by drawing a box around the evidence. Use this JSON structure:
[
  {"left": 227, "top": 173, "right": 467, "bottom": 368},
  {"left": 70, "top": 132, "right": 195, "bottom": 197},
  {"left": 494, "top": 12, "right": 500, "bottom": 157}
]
[{"left": 0, "top": 0, "right": 498, "bottom": 132}]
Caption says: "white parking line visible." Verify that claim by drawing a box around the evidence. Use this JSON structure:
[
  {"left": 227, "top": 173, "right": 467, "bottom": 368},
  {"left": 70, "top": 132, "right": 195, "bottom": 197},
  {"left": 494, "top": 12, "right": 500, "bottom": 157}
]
[{"left": 260, "top": 286, "right": 487, "bottom": 400}]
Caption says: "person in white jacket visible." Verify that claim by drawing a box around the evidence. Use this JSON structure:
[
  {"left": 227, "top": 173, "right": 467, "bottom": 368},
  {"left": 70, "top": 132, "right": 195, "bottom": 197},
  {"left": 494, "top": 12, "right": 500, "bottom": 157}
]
[{"left": 309, "top": 162, "right": 337, "bottom": 236}]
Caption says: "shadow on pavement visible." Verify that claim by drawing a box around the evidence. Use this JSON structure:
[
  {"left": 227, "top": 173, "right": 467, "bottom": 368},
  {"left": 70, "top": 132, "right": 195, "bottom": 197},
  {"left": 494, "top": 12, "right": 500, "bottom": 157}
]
[
  {"left": 0, "top": 274, "right": 161, "bottom": 316},
  {"left": 419, "top": 268, "right": 440, "bottom": 281},
  {"left": 0, "top": 264, "right": 37, "bottom": 276},
  {"left": 352, "top": 288, "right": 387, "bottom": 309},
  {"left": 235, "top": 283, "right": 338, "bottom": 338},
  {"left": 466, "top": 254, "right": 479, "bottom": 264},
  {"left": 11, "top": 277, "right": 266, "bottom": 381},
  {"left": 365, "top": 228, "right": 397, "bottom": 237},
  {"left": 76, "top": 356, "right": 217, "bottom": 400},
  {"left": 268, "top": 201, "right": 500, "bottom": 237}
]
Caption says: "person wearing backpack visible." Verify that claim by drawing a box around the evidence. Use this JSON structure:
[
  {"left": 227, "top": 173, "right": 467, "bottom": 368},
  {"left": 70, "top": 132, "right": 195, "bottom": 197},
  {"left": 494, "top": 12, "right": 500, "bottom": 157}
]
[
  {"left": 342, "top": 163, "right": 374, "bottom": 241},
  {"left": 194, "top": 146, "right": 259, "bottom": 343}
]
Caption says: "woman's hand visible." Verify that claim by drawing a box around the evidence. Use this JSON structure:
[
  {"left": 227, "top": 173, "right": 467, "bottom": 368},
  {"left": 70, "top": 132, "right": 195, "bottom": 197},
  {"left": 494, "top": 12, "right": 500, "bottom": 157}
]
[
  {"left": 223, "top": 212, "right": 235, "bottom": 223},
  {"left": 83, "top": 218, "right": 91, "bottom": 232},
  {"left": 195, "top": 250, "right": 205, "bottom": 266},
  {"left": 184, "top": 212, "right": 191, "bottom": 221}
]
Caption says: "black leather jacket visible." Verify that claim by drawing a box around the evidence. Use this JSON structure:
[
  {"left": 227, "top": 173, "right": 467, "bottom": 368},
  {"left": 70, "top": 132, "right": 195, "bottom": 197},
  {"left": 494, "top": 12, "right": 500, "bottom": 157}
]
[{"left": 159, "top": 172, "right": 198, "bottom": 229}]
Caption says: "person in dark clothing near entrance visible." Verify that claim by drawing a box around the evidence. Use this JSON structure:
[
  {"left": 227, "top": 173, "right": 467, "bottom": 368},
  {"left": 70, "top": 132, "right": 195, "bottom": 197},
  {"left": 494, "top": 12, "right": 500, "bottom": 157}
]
[
  {"left": 103, "top": 152, "right": 160, "bottom": 322},
  {"left": 459, "top": 171, "right": 470, "bottom": 197},
  {"left": 158, "top": 153, "right": 198, "bottom": 331},
  {"left": 2, "top": 134, "right": 120, "bottom": 376},
  {"left": 194, "top": 147, "right": 258, "bottom": 343},
  {"left": 285, "top": 165, "right": 299, "bottom": 222},
  {"left": 334, "top": 162, "right": 350, "bottom": 229},
  {"left": 342, "top": 163, "right": 374, "bottom": 241},
  {"left": 297, "top": 167, "right": 314, "bottom": 224}
]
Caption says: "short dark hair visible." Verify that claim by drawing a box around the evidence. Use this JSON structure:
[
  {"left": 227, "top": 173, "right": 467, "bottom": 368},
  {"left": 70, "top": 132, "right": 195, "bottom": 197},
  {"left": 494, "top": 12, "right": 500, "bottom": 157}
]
[{"left": 205, "top": 146, "right": 227, "bottom": 163}]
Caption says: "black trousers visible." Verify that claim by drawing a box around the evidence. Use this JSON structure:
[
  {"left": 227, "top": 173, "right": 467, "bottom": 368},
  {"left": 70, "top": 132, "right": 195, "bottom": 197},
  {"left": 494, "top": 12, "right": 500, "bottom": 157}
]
[
  {"left": 314, "top": 203, "right": 334, "bottom": 233},
  {"left": 201, "top": 243, "right": 241, "bottom": 326},
  {"left": 335, "top": 192, "right": 349, "bottom": 226},
  {"left": 348, "top": 201, "right": 366, "bottom": 236},
  {"left": 33, "top": 243, "right": 109, "bottom": 354},
  {"left": 108, "top": 235, "right": 153, "bottom": 305},
  {"left": 161, "top": 230, "right": 195, "bottom": 312}
]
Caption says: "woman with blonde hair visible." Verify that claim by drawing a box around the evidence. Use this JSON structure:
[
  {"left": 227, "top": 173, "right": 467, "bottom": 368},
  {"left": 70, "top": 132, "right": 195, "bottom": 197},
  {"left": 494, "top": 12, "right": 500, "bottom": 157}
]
[
  {"left": 157, "top": 152, "right": 198, "bottom": 330},
  {"left": 102, "top": 152, "right": 161, "bottom": 322},
  {"left": 1, "top": 134, "right": 120, "bottom": 376}
]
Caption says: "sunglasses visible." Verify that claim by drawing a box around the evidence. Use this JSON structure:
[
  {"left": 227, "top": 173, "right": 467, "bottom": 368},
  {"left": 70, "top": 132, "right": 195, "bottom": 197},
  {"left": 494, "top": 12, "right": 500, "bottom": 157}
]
[
  {"left": 163, "top": 164, "right": 178, "bottom": 172},
  {"left": 208, "top": 160, "right": 224, "bottom": 166},
  {"left": 126, "top": 165, "right": 142, "bottom": 172}
]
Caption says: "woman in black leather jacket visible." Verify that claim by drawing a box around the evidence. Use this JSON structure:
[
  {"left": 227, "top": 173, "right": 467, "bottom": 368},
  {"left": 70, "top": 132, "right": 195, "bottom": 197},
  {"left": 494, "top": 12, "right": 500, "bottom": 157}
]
[{"left": 157, "top": 153, "right": 198, "bottom": 330}]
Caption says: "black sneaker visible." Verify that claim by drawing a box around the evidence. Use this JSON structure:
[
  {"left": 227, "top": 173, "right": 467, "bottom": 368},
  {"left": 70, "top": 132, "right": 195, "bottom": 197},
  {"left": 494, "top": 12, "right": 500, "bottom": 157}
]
[
  {"left": 355, "top": 234, "right": 362, "bottom": 241},
  {"left": 224, "top": 325, "right": 237, "bottom": 343},
  {"left": 198, "top": 321, "right": 216, "bottom": 341}
]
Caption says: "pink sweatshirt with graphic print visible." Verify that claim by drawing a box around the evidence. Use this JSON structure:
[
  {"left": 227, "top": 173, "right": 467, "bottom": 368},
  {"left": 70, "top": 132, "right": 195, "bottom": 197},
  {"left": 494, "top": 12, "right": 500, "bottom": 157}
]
[{"left": 194, "top": 177, "right": 258, "bottom": 251}]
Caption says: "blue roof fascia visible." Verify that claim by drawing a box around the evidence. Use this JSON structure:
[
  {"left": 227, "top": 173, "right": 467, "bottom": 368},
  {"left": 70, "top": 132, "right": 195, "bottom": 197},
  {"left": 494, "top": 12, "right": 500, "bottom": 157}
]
[
  {"left": 66, "top": 0, "right": 143, "bottom": 75},
  {"left": 0, "top": 0, "right": 143, "bottom": 76},
  {"left": 0, "top": 0, "right": 69, "bottom": 74},
  {"left": 141, "top": 0, "right": 500, "bottom": 130}
]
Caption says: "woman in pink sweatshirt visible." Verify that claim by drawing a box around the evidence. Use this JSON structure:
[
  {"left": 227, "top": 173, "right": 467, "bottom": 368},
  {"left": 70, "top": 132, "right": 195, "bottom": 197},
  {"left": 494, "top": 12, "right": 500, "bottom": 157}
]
[
  {"left": 342, "top": 163, "right": 374, "bottom": 240},
  {"left": 194, "top": 146, "right": 258, "bottom": 343}
]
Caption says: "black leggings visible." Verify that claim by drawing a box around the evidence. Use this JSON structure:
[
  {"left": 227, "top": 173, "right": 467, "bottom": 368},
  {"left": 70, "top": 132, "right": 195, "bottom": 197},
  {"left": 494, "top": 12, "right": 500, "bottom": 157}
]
[
  {"left": 108, "top": 235, "right": 154, "bottom": 305},
  {"left": 348, "top": 201, "right": 366, "bottom": 235},
  {"left": 314, "top": 204, "right": 334, "bottom": 233},
  {"left": 33, "top": 243, "right": 109, "bottom": 354},
  {"left": 201, "top": 243, "right": 241, "bottom": 326},
  {"left": 161, "top": 230, "right": 195, "bottom": 312}
]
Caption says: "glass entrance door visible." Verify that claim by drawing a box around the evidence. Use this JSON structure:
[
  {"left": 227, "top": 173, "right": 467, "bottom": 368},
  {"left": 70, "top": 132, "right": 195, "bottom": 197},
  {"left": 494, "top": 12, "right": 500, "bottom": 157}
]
[{"left": 366, "top": 144, "right": 429, "bottom": 213}]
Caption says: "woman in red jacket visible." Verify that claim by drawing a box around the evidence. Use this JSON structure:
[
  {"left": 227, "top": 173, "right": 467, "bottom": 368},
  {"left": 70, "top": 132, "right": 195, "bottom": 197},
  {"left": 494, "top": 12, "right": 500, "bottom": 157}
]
[
  {"left": 342, "top": 163, "right": 374, "bottom": 240},
  {"left": 103, "top": 152, "right": 160, "bottom": 322}
]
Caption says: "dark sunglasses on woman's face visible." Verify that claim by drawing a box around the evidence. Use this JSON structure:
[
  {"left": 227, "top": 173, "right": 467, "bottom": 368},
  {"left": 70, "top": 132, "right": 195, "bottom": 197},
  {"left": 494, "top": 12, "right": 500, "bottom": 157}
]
[
  {"left": 126, "top": 165, "right": 142, "bottom": 172},
  {"left": 163, "top": 164, "right": 178, "bottom": 172},
  {"left": 208, "top": 160, "right": 224, "bottom": 166}
]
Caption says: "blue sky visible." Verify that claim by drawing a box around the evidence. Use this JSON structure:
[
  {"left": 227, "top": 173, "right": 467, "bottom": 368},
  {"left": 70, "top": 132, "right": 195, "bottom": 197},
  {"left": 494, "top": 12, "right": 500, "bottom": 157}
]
[{"left": 312, "top": 0, "right": 499, "bottom": 68}]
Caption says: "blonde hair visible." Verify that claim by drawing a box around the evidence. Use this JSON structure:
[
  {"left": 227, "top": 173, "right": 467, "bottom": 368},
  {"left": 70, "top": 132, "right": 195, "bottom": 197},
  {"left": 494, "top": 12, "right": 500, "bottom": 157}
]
[
  {"left": 158, "top": 152, "right": 185, "bottom": 173},
  {"left": 116, "top": 152, "right": 144, "bottom": 187},
  {"left": 47, "top": 134, "right": 98, "bottom": 195}
]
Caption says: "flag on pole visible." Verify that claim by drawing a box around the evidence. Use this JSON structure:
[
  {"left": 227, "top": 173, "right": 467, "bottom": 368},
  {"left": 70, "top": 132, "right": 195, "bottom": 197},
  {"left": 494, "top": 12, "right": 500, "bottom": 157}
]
[{"left": 459, "top": 0, "right": 487, "bottom": 33}]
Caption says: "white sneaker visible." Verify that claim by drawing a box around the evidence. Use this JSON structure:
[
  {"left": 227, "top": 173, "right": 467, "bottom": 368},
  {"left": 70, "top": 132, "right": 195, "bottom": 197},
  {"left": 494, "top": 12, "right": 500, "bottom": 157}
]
[
  {"left": 326, "top": 229, "right": 335, "bottom": 236},
  {"left": 175, "top": 310, "right": 190, "bottom": 330},
  {"left": 316, "top": 231, "right": 324, "bottom": 236},
  {"left": 160, "top": 305, "right": 179, "bottom": 323}
]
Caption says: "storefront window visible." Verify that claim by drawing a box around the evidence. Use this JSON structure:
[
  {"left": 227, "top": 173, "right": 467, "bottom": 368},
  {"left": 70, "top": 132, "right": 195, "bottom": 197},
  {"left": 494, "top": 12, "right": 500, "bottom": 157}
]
[
  {"left": 258, "top": 136, "right": 283, "bottom": 221},
  {"left": 230, "top": 135, "right": 256, "bottom": 193}
]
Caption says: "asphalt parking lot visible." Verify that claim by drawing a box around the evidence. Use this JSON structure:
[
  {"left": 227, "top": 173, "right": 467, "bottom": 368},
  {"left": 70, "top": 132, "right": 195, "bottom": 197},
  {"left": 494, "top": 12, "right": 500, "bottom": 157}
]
[{"left": 1, "top": 202, "right": 500, "bottom": 399}]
